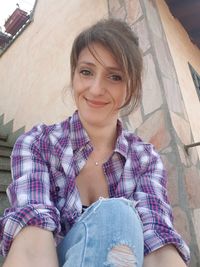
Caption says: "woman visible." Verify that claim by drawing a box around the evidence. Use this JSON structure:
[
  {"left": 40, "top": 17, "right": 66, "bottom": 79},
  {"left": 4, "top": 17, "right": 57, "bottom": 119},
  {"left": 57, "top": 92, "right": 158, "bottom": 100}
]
[{"left": 0, "top": 19, "right": 190, "bottom": 267}]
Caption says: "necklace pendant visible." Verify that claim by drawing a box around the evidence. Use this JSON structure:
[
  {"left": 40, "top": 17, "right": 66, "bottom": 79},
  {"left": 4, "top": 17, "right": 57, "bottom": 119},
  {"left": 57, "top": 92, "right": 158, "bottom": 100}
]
[{"left": 95, "top": 162, "right": 99, "bottom": 166}]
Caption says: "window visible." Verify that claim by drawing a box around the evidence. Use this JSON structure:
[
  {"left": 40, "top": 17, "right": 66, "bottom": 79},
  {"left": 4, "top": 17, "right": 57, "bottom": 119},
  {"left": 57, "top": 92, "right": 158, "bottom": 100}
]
[{"left": 189, "top": 63, "right": 200, "bottom": 101}]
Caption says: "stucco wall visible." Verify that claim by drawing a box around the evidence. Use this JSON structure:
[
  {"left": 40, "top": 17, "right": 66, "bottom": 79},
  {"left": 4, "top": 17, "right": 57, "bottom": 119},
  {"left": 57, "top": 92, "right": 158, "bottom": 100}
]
[
  {"left": 156, "top": 0, "right": 200, "bottom": 158},
  {"left": 0, "top": 0, "right": 108, "bottom": 131}
]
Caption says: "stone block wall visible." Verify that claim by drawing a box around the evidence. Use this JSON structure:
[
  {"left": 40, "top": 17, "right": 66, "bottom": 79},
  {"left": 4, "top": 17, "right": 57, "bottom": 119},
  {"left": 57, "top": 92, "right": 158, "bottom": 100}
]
[{"left": 108, "top": 0, "right": 200, "bottom": 266}]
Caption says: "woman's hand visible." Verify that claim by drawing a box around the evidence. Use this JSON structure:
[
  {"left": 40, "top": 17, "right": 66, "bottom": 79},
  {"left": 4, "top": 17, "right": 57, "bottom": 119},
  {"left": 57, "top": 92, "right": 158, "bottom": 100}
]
[
  {"left": 3, "top": 226, "right": 58, "bottom": 267},
  {"left": 143, "top": 245, "right": 187, "bottom": 267}
]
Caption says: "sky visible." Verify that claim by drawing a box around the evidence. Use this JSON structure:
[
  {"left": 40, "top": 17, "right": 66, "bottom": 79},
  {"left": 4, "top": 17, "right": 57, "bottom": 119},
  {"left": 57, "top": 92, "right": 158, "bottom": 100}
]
[{"left": 0, "top": 0, "right": 35, "bottom": 32}]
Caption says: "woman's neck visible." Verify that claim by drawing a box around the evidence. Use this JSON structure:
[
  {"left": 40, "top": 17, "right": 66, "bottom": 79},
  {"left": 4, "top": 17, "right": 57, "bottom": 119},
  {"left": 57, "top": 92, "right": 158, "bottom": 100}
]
[{"left": 80, "top": 116, "right": 118, "bottom": 152}]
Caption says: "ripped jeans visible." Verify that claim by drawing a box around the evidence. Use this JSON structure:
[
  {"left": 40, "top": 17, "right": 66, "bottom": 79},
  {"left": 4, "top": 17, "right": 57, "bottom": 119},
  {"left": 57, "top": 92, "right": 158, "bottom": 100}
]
[{"left": 57, "top": 198, "right": 144, "bottom": 267}]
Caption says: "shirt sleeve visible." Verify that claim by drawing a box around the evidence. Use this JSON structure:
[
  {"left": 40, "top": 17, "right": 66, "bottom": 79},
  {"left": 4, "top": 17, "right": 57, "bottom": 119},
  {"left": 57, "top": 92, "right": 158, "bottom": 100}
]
[
  {"left": 133, "top": 143, "right": 190, "bottom": 264},
  {"left": 0, "top": 124, "right": 61, "bottom": 257}
]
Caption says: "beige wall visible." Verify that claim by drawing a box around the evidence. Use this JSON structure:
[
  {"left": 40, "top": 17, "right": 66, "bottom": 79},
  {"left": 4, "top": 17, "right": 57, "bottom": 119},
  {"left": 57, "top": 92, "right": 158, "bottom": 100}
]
[
  {"left": 156, "top": 0, "right": 200, "bottom": 157},
  {"left": 0, "top": 0, "right": 108, "bottom": 131}
]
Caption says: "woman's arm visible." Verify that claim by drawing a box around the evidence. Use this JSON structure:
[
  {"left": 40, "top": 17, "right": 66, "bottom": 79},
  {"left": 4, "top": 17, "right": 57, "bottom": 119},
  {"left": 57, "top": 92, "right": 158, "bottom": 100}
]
[
  {"left": 132, "top": 143, "right": 190, "bottom": 264},
  {"left": 143, "top": 245, "right": 187, "bottom": 267},
  {"left": 3, "top": 226, "right": 58, "bottom": 267},
  {"left": 0, "top": 125, "right": 60, "bottom": 257}
]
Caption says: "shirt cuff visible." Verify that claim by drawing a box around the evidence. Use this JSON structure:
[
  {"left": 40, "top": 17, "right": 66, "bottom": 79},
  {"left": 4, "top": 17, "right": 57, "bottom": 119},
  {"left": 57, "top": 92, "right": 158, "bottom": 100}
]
[
  {"left": 0, "top": 204, "right": 60, "bottom": 257},
  {"left": 144, "top": 229, "right": 190, "bottom": 265}
]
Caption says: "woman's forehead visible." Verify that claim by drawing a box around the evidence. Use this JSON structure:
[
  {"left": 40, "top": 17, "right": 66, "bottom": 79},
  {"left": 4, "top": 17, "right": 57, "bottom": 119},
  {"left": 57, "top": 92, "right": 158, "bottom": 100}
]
[{"left": 77, "top": 43, "right": 123, "bottom": 71}]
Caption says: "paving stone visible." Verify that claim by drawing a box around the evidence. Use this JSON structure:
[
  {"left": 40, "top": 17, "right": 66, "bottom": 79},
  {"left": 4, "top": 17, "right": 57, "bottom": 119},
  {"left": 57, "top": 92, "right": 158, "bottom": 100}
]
[
  {"left": 131, "top": 18, "right": 151, "bottom": 53},
  {"left": 171, "top": 112, "right": 192, "bottom": 145},
  {"left": 162, "top": 76, "right": 186, "bottom": 115},
  {"left": 142, "top": 0, "right": 163, "bottom": 38},
  {"left": 192, "top": 209, "right": 200, "bottom": 254},
  {"left": 184, "top": 166, "right": 200, "bottom": 209},
  {"left": 152, "top": 34, "right": 174, "bottom": 79},
  {"left": 173, "top": 206, "right": 191, "bottom": 245},
  {"left": 161, "top": 155, "right": 179, "bottom": 206},
  {"left": 187, "top": 146, "right": 199, "bottom": 166},
  {"left": 125, "top": 0, "right": 143, "bottom": 24},
  {"left": 142, "top": 54, "right": 163, "bottom": 115},
  {"left": 108, "top": 0, "right": 126, "bottom": 20},
  {"left": 127, "top": 107, "right": 143, "bottom": 131},
  {"left": 162, "top": 146, "right": 172, "bottom": 153},
  {"left": 109, "top": 0, "right": 143, "bottom": 23},
  {"left": 179, "top": 142, "right": 199, "bottom": 168},
  {"left": 177, "top": 144, "right": 191, "bottom": 167},
  {"left": 108, "top": 0, "right": 121, "bottom": 13},
  {"left": 137, "top": 110, "right": 171, "bottom": 151}
]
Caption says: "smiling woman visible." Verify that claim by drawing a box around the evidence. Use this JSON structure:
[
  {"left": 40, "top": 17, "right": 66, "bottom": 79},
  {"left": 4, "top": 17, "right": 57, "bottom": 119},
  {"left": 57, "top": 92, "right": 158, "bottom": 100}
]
[
  {"left": 0, "top": 18, "right": 190, "bottom": 267},
  {"left": 72, "top": 43, "right": 127, "bottom": 127}
]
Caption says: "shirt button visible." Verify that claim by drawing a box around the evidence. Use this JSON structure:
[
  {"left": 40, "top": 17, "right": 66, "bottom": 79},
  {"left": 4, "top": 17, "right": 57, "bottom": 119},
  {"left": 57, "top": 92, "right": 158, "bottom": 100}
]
[{"left": 56, "top": 186, "right": 60, "bottom": 192}]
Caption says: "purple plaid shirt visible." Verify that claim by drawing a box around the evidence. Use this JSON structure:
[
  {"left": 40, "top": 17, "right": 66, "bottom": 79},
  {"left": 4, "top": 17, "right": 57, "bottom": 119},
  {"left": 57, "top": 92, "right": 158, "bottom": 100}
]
[{"left": 0, "top": 111, "right": 190, "bottom": 263}]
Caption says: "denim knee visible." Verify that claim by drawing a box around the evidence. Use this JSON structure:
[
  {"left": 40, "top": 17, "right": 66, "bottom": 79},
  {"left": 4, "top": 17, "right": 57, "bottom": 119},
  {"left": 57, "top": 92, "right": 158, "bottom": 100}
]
[{"left": 57, "top": 198, "right": 144, "bottom": 267}]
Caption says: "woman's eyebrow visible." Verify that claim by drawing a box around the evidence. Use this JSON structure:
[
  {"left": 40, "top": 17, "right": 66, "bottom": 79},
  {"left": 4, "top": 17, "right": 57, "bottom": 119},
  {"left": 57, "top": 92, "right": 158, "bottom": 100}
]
[
  {"left": 78, "top": 61, "right": 122, "bottom": 72},
  {"left": 78, "top": 61, "right": 96, "bottom": 67}
]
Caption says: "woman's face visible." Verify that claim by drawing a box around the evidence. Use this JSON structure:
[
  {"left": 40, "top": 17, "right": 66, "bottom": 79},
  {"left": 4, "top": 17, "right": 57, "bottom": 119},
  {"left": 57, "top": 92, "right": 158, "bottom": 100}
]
[{"left": 72, "top": 42, "right": 127, "bottom": 127}]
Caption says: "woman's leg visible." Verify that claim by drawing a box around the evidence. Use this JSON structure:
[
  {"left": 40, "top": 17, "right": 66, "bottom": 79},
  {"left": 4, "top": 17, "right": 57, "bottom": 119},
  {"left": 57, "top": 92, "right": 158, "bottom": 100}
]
[{"left": 57, "top": 198, "right": 144, "bottom": 267}]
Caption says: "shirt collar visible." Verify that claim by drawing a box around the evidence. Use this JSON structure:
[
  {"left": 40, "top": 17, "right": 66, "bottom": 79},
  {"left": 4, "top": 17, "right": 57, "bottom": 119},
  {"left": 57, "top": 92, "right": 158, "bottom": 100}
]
[
  {"left": 70, "top": 110, "right": 129, "bottom": 159},
  {"left": 115, "top": 119, "right": 129, "bottom": 160},
  {"left": 70, "top": 110, "right": 90, "bottom": 151}
]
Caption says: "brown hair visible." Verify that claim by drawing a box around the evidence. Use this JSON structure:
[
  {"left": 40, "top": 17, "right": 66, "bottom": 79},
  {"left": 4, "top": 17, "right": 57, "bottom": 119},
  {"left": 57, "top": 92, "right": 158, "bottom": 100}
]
[{"left": 70, "top": 18, "right": 143, "bottom": 115}]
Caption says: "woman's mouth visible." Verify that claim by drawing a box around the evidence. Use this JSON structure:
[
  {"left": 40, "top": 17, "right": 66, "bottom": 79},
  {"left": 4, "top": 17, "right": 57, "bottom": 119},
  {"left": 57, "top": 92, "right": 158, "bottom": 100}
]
[{"left": 85, "top": 98, "right": 108, "bottom": 108}]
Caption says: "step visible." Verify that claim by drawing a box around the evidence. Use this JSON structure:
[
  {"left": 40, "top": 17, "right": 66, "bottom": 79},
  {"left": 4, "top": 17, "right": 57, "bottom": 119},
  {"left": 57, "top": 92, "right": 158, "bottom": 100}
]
[
  {"left": 0, "top": 133, "right": 8, "bottom": 142},
  {"left": 0, "top": 171, "right": 12, "bottom": 192},
  {"left": 0, "top": 140, "right": 13, "bottom": 148},
  {"left": 0, "top": 192, "right": 10, "bottom": 214},
  {"left": 0, "top": 120, "right": 13, "bottom": 138},
  {"left": 0, "top": 183, "right": 9, "bottom": 193},
  {"left": 0, "top": 255, "right": 5, "bottom": 266},
  {"left": 0, "top": 192, "right": 10, "bottom": 267},
  {"left": 7, "top": 126, "right": 25, "bottom": 146},
  {"left": 0, "top": 146, "right": 12, "bottom": 157},
  {"left": 0, "top": 114, "right": 4, "bottom": 126},
  {"left": 0, "top": 157, "right": 11, "bottom": 171}
]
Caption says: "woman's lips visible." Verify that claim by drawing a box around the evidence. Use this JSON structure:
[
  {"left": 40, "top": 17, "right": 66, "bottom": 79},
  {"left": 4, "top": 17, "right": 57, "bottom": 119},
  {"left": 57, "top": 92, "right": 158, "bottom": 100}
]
[{"left": 85, "top": 98, "right": 108, "bottom": 107}]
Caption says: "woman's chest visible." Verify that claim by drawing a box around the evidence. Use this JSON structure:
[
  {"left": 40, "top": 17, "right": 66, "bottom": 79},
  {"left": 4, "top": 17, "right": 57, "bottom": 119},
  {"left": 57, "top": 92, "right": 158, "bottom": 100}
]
[
  {"left": 48, "top": 151, "right": 138, "bottom": 214},
  {"left": 75, "top": 158, "right": 109, "bottom": 206}
]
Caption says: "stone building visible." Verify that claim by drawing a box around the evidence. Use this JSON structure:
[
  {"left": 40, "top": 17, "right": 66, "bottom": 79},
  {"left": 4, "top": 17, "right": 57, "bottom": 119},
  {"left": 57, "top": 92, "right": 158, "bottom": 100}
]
[{"left": 0, "top": 0, "right": 200, "bottom": 266}]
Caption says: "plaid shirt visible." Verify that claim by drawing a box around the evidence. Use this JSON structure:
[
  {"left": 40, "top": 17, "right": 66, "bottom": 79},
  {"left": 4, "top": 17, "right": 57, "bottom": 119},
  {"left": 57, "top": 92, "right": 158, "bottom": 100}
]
[{"left": 0, "top": 111, "right": 190, "bottom": 263}]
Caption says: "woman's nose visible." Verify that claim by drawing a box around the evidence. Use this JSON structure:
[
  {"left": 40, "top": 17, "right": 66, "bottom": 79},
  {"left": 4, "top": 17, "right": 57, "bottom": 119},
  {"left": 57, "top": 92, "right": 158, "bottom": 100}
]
[{"left": 89, "top": 76, "right": 106, "bottom": 95}]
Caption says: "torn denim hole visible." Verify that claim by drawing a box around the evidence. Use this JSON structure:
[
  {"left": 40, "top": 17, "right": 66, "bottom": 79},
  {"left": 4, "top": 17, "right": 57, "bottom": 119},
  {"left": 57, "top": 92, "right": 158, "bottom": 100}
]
[{"left": 104, "top": 242, "right": 138, "bottom": 267}]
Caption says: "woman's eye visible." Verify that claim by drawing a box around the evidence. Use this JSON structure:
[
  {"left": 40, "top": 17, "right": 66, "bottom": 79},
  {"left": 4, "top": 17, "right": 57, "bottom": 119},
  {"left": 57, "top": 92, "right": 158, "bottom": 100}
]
[
  {"left": 110, "top": 74, "right": 122, "bottom": 81},
  {"left": 80, "top": 69, "right": 92, "bottom": 76}
]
